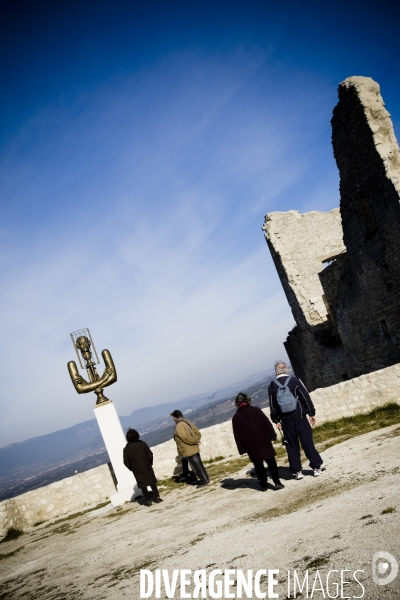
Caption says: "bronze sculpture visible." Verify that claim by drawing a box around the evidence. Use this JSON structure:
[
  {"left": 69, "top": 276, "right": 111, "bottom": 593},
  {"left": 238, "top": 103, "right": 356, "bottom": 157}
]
[{"left": 68, "top": 330, "right": 117, "bottom": 405}]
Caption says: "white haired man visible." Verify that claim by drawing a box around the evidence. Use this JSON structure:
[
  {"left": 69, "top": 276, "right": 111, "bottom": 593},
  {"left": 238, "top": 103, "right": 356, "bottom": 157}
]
[{"left": 268, "top": 362, "right": 324, "bottom": 479}]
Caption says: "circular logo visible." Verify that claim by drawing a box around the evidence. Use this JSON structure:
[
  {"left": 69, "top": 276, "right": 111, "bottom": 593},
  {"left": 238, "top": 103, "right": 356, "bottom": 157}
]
[{"left": 372, "top": 552, "right": 398, "bottom": 586}]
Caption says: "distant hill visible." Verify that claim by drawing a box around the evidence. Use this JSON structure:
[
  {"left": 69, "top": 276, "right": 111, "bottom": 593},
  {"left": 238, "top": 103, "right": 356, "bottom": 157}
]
[
  {"left": 142, "top": 374, "right": 274, "bottom": 447},
  {"left": 0, "top": 369, "right": 273, "bottom": 500}
]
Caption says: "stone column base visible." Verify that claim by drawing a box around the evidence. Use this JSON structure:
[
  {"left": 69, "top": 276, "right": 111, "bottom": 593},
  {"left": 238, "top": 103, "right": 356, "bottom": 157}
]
[
  {"left": 110, "top": 486, "right": 142, "bottom": 507},
  {"left": 110, "top": 487, "right": 143, "bottom": 507}
]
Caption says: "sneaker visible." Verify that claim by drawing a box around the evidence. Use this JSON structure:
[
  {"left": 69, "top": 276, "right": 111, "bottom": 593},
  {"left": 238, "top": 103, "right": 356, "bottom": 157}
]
[
  {"left": 295, "top": 471, "right": 304, "bottom": 480},
  {"left": 313, "top": 467, "right": 325, "bottom": 477},
  {"left": 274, "top": 481, "right": 285, "bottom": 490}
]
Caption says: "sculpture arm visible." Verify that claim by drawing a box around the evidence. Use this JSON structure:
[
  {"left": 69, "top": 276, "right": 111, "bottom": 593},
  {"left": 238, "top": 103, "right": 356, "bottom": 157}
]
[
  {"left": 97, "top": 349, "right": 117, "bottom": 389},
  {"left": 67, "top": 350, "right": 117, "bottom": 394},
  {"left": 68, "top": 361, "right": 101, "bottom": 394}
]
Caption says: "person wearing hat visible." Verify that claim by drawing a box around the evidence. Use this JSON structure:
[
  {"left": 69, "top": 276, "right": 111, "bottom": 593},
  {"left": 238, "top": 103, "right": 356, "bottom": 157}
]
[{"left": 170, "top": 410, "right": 210, "bottom": 486}]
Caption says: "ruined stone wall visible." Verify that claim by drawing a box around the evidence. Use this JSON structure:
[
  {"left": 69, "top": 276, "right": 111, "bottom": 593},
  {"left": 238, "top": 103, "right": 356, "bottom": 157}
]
[
  {"left": 317, "top": 252, "right": 356, "bottom": 380},
  {"left": 2, "top": 363, "right": 400, "bottom": 537},
  {"left": 263, "top": 209, "right": 346, "bottom": 389},
  {"left": 264, "top": 76, "right": 400, "bottom": 389},
  {"left": 284, "top": 323, "right": 347, "bottom": 391},
  {"left": 263, "top": 209, "right": 345, "bottom": 326},
  {"left": 327, "top": 76, "right": 400, "bottom": 375}
]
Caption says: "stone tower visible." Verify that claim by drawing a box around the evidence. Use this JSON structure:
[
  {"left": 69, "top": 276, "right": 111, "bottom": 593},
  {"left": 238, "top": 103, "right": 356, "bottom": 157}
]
[{"left": 263, "top": 77, "right": 400, "bottom": 391}]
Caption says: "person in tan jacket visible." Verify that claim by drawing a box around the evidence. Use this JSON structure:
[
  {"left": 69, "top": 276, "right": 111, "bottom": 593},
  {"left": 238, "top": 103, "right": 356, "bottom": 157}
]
[{"left": 170, "top": 410, "right": 210, "bottom": 486}]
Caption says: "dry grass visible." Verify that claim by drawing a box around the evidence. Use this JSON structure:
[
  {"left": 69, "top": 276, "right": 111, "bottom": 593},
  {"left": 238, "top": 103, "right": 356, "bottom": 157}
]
[
  {"left": 207, "top": 456, "right": 251, "bottom": 481},
  {"left": 312, "top": 403, "right": 400, "bottom": 446},
  {"left": 157, "top": 456, "right": 251, "bottom": 492},
  {"left": 203, "top": 456, "right": 225, "bottom": 464},
  {"left": 0, "top": 546, "right": 24, "bottom": 561},
  {"left": 381, "top": 506, "right": 396, "bottom": 514},
  {"left": 156, "top": 404, "right": 400, "bottom": 497},
  {"left": 42, "top": 500, "right": 111, "bottom": 528}
]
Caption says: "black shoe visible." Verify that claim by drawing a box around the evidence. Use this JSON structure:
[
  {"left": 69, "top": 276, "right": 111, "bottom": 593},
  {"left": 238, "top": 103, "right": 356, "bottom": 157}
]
[
  {"left": 274, "top": 481, "right": 285, "bottom": 490},
  {"left": 260, "top": 484, "right": 268, "bottom": 491},
  {"left": 196, "top": 482, "right": 209, "bottom": 488},
  {"left": 187, "top": 479, "right": 199, "bottom": 485},
  {"left": 155, "top": 497, "right": 163, "bottom": 504}
]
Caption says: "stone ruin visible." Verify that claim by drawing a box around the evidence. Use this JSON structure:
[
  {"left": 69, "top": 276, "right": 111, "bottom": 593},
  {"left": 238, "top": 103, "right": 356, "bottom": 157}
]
[{"left": 263, "top": 76, "right": 400, "bottom": 391}]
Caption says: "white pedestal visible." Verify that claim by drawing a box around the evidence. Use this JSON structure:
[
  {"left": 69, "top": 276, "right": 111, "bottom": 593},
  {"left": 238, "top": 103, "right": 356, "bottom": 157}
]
[{"left": 94, "top": 401, "right": 141, "bottom": 507}]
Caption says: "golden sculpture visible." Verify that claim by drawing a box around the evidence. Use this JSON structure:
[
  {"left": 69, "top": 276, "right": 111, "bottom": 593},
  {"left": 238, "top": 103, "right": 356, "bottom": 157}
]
[{"left": 68, "top": 330, "right": 117, "bottom": 405}]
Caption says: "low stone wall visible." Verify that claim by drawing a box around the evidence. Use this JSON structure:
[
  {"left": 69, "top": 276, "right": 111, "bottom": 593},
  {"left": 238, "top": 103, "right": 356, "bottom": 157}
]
[
  {"left": 0, "top": 464, "right": 116, "bottom": 538},
  {"left": 1, "top": 363, "right": 399, "bottom": 538},
  {"left": 311, "top": 362, "right": 400, "bottom": 423}
]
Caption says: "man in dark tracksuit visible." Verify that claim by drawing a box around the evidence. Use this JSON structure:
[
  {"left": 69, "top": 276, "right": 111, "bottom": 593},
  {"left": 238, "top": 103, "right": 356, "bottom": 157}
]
[{"left": 268, "top": 362, "right": 324, "bottom": 479}]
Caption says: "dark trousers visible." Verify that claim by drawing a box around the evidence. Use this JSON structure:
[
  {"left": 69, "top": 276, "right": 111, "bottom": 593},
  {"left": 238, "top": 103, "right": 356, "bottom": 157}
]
[
  {"left": 282, "top": 417, "right": 322, "bottom": 472},
  {"left": 252, "top": 456, "right": 280, "bottom": 487},
  {"left": 186, "top": 453, "right": 210, "bottom": 484},
  {"left": 140, "top": 484, "right": 160, "bottom": 502},
  {"left": 182, "top": 457, "right": 189, "bottom": 478}
]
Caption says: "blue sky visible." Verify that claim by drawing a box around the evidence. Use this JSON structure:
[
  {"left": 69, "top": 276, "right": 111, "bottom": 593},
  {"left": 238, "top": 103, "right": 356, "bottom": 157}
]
[{"left": 1, "top": 0, "right": 400, "bottom": 446}]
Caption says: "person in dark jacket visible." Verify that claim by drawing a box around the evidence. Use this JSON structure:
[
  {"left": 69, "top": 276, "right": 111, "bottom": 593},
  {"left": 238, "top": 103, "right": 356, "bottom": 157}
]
[
  {"left": 268, "top": 361, "right": 324, "bottom": 480},
  {"left": 232, "top": 392, "right": 284, "bottom": 491},
  {"left": 123, "top": 428, "right": 163, "bottom": 506}
]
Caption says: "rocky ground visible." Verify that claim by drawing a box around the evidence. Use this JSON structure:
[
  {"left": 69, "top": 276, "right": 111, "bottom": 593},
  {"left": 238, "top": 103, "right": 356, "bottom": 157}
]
[{"left": 0, "top": 424, "right": 399, "bottom": 600}]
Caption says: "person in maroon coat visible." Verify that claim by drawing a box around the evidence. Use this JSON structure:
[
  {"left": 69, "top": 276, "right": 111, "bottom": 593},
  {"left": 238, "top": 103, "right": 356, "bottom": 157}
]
[{"left": 232, "top": 392, "right": 285, "bottom": 491}]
